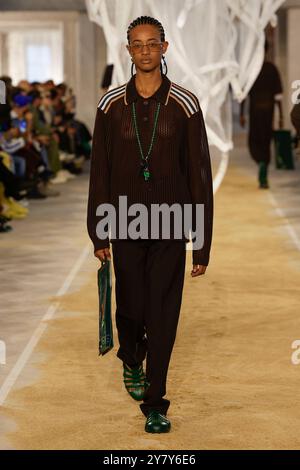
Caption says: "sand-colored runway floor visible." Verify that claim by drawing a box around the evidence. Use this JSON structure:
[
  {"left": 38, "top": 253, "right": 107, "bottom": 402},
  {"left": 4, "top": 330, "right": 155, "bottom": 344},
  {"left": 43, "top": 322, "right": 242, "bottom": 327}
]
[{"left": 1, "top": 159, "right": 300, "bottom": 450}]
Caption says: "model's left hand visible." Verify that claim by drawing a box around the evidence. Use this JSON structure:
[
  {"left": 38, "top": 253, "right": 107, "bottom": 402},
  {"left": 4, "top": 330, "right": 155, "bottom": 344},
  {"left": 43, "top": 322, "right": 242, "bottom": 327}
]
[{"left": 191, "top": 265, "right": 207, "bottom": 277}]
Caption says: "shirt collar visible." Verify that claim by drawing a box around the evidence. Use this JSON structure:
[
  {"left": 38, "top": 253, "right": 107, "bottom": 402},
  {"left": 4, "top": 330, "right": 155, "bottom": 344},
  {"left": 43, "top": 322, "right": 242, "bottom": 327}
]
[{"left": 124, "top": 74, "right": 171, "bottom": 106}]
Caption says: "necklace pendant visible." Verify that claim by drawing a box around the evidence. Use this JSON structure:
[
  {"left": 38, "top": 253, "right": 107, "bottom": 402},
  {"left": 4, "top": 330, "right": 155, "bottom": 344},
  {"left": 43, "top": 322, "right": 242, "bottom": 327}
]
[
  {"left": 141, "top": 166, "right": 151, "bottom": 181},
  {"left": 140, "top": 161, "right": 151, "bottom": 181},
  {"left": 143, "top": 168, "right": 151, "bottom": 181}
]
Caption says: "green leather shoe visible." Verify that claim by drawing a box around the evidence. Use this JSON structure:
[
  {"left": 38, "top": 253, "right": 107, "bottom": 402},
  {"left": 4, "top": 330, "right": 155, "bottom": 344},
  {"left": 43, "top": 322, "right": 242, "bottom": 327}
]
[
  {"left": 145, "top": 411, "right": 171, "bottom": 433},
  {"left": 123, "top": 363, "right": 147, "bottom": 401}
]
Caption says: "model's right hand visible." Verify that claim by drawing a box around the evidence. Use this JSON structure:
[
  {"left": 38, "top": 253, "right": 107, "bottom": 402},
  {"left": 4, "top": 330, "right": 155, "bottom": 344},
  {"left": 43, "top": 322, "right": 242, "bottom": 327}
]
[{"left": 94, "top": 248, "right": 111, "bottom": 262}]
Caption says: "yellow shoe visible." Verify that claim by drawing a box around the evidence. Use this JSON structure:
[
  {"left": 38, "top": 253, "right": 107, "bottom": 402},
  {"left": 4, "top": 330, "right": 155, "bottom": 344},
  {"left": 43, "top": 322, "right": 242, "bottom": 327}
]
[
  {"left": 3, "top": 197, "right": 29, "bottom": 219},
  {"left": 6, "top": 197, "right": 28, "bottom": 213},
  {"left": 2, "top": 208, "right": 27, "bottom": 219}
]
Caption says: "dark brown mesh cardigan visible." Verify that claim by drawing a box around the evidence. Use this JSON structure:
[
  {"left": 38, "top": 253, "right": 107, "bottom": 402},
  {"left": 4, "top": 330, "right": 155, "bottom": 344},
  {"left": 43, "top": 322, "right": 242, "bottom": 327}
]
[{"left": 87, "top": 74, "right": 213, "bottom": 266}]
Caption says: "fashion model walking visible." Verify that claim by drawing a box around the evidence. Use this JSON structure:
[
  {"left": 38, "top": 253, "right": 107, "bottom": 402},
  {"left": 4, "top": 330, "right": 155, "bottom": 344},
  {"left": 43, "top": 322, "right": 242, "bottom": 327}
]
[{"left": 87, "top": 16, "right": 213, "bottom": 433}]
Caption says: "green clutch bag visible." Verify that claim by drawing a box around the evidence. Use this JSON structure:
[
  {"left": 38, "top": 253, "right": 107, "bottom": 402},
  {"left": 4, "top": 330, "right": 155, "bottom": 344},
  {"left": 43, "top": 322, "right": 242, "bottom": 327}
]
[{"left": 97, "top": 259, "right": 113, "bottom": 355}]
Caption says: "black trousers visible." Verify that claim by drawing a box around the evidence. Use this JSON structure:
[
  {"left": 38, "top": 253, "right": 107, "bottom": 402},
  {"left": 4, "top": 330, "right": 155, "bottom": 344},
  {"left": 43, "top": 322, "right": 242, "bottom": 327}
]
[{"left": 111, "top": 239, "right": 186, "bottom": 417}]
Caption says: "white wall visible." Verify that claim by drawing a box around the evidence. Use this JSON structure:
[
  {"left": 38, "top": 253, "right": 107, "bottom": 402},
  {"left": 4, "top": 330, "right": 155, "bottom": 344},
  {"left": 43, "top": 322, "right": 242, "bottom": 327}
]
[{"left": 75, "top": 12, "right": 107, "bottom": 130}]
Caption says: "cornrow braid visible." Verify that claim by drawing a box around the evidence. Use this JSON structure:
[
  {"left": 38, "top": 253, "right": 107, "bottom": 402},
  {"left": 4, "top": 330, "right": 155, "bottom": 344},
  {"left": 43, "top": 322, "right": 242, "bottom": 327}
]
[{"left": 127, "top": 16, "right": 165, "bottom": 43}]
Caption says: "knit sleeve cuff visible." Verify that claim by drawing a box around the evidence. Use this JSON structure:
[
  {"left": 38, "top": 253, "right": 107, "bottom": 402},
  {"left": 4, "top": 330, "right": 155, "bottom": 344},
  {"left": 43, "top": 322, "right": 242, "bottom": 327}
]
[
  {"left": 93, "top": 238, "right": 110, "bottom": 253},
  {"left": 192, "top": 250, "right": 209, "bottom": 266}
]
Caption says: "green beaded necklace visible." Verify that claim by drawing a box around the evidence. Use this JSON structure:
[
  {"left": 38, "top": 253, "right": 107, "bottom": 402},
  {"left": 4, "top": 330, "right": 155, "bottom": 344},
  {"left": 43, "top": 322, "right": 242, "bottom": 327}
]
[{"left": 132, "top": 101, "right": 161, "bottom": 182}]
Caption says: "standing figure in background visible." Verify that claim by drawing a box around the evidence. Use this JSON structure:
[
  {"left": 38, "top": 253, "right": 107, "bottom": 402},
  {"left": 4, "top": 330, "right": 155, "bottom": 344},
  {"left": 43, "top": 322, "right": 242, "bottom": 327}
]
[{"left": 240, "top": 40, "right": 283, "bottom": 189}]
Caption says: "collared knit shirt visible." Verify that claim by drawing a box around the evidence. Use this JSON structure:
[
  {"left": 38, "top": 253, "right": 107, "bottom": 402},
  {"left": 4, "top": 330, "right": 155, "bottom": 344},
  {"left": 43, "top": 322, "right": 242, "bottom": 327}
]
[{"left": 87, "top": 73, "right": 213, "bottom": 266}]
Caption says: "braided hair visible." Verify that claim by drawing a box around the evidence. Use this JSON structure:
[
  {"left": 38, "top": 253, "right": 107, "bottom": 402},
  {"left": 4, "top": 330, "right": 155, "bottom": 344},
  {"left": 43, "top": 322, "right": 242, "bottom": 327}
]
[
  {"left": 127, "top": 16, "right": 165, "bottom": 43},
  {"left": 127, "top": 16, "right": 168, "bottom": 75}
]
